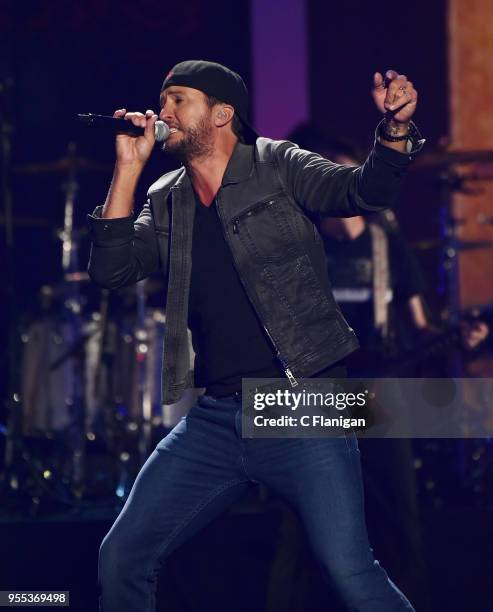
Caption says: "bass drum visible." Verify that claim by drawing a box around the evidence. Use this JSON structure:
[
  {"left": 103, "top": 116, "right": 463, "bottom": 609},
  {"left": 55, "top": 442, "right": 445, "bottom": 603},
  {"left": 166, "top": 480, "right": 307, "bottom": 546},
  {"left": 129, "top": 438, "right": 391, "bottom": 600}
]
[
  {"left": 111, "top": 309, "right": 202, "bottom": 430},
  {"left": 21, "top": 316, "right": 81, "bottom": 436},
  {"left": 20, "top": 313, "right": 118, "bottom": 437},
  {"left": 20, "top": 310, "right": 202, "bottom": 438}
]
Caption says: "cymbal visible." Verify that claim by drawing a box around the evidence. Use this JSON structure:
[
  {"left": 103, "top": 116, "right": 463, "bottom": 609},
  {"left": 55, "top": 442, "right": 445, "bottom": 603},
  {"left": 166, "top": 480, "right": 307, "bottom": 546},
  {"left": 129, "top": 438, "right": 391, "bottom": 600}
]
[
  {"left": 412, "top": 239, "right": 493, "bottom": 251},
  {"left": 412, "top": 149, "right": 493, "bottom": 170},
  {"left": 14, "top": 156, "right": 112, "bottom": 175}
]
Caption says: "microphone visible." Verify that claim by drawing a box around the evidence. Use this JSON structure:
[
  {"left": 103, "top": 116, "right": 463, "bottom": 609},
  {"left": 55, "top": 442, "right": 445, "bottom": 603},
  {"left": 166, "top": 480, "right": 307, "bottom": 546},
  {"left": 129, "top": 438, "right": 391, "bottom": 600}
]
[{"left": 77, "top": 113, "right": 170, "bottom": 143}]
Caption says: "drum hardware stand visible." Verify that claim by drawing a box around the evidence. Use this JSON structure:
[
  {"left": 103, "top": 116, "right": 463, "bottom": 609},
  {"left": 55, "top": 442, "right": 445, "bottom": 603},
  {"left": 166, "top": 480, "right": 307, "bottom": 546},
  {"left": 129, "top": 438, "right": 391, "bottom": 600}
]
[
  {"left": 92, "top": 289, "right": 116, "bottom": 448},
  {"left": 0, "top": 75, "right": 25, "bottom": 509},
  {"left": 0, "top": 82, "right": 73, "bottom": 513},
  {"left": 90, "top": 288, "right": 128, "bottom": 500},
  {"left": 135, "top": 279, "right": 154, "bottom": 468},
  {"left": 110, "top": 279, "right": 153, "bottom": 501},
  {"left": 54, "top": 142, "right": 87, "bottom": 501}
]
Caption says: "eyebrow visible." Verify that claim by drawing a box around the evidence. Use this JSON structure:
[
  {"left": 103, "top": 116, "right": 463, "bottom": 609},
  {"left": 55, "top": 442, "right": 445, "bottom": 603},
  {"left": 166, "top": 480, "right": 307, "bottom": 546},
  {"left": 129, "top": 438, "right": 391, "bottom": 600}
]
[{"left": 159, "top": 88, "right": 187, "bottom": 105}]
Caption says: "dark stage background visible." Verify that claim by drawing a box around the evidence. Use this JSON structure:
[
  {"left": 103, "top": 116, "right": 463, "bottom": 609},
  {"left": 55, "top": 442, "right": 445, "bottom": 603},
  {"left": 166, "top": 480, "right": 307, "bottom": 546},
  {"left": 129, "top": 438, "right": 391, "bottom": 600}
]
[
  {"left": 1, "top": 0, "right": 448, "bottom": 356},
  {"left": 1, "top": 2, "right": 492, "bottom": 612},
  {"left": 309, "top": 0, "right": 449, "bottom": 313},
  {"left": 1, "top": 0, "right": 250, "bottom": 296}
]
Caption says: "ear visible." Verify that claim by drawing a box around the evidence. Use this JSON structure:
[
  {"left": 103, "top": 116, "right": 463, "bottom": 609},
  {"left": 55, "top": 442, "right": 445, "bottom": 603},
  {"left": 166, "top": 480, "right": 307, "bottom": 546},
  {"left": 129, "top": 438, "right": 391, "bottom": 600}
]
[{"left": 214, "top": 105, "right": 234, "bottom": 127}]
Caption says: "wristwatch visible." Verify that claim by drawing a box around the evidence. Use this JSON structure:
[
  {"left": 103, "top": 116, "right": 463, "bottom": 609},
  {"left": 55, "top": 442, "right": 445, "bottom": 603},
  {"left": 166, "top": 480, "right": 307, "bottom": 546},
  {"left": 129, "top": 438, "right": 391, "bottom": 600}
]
[{"left": 379, "top": 119, "right": 420, "bottom": 142}]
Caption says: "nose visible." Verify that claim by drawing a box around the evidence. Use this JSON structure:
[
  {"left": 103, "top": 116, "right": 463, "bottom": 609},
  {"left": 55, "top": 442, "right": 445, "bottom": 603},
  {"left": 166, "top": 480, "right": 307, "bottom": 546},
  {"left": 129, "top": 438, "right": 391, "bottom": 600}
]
[{"left": 159, "top": 105, "right": 174, "bottom": 123}]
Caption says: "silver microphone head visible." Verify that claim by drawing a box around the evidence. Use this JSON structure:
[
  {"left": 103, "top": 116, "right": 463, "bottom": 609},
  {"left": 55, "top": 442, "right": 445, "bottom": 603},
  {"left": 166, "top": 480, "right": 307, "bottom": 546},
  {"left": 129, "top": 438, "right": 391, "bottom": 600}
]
[{"left": 155, "top": 120, "right": 170, "bottom": 142}]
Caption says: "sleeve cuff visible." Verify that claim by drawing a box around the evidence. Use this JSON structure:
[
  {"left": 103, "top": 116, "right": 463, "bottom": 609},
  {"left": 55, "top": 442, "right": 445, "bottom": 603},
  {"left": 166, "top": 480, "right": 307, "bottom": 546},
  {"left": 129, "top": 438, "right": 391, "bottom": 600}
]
[
  {"left": 373, "top": 120, "right": 426, "bottom": 167},
  {"left": 87, "top": 205, "right": 135, "bottom": 243}
]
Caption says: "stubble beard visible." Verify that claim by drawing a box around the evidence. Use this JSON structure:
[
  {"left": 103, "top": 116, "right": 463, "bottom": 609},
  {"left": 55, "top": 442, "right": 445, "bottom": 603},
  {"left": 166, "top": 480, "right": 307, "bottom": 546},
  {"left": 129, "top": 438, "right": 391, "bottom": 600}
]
[{"left": 162, "top": 113, "right": 214, "bottom": 164}]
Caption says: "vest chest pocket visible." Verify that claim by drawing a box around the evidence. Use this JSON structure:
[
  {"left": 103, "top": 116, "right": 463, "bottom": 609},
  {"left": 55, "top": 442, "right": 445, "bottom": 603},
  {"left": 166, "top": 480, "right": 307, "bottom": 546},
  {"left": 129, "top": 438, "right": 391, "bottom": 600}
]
[{"left": 232, "top": 197, "right": 301, "bottom": 262}]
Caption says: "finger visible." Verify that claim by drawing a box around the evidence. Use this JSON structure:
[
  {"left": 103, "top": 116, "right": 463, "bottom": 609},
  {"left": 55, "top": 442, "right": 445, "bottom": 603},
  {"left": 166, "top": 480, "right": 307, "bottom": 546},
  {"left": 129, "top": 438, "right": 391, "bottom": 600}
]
[
  {"left": 113, "top": 108, "right": 127, "bottom": 118},
  {"left": 384, "top": 69, "right": 399, "bottom": 85},
  {"left": 385, "top": 75, "right": 409, "bottom": 108},
  {"left": 473, "top": 321, "right": 487, "bottom": 330},
  {"left": 385, "top": 74, "right": 407, "bottom": 98},
  {"left": 473, "top": 322, "right": 488, "bottom": 338},
  {"left": 145, "top": 109, "right": 155, "bottom": 117},
  {"left": 388, "top": 87, "right": 417, "bottom": 112},
  {"left": 388, "top": 73, "right": 407, "bottom": 88},
  {"left": 462, "top": 323, "right": 486, "bottom": 346},
  {"left": 392, "top": 102, "right": 418, "bottom": 122},
  {"left": 373, "top": 72, "right": 385, "bottom": 90},
  {"left": 125, "top": 111, "right": 146, "bottom": 128},
  {"left": 144, "top": 114, "right": 158, "bottom": 140},
  {"left": 468, "top": 332, "right": 483, "bottom": 347},
  {"left": 385, "top": 80, "right": 415, "bottom": 111}
]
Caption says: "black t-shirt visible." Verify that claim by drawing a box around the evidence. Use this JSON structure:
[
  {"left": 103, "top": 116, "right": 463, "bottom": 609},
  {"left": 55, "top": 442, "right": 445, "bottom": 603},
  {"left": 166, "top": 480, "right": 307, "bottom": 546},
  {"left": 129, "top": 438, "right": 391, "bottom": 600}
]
[
  {"left": 188, "top": 197, "right": 287, "bottom": 396},
  {"left": 322, "top": 226, "right": 425, "bottom": 352},
  {"left": 188, "top": 196, "right": 345, "bottom": 397}
]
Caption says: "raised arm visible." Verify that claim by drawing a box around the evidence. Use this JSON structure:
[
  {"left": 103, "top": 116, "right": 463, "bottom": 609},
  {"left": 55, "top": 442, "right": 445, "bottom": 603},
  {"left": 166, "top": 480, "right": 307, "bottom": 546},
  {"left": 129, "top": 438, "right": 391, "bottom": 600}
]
[
  {"left": 87, "top": 108, "right": 163, "bottom": 289},
  {"left": 277, "top": 69, "right": 424, "bottom": 217}
]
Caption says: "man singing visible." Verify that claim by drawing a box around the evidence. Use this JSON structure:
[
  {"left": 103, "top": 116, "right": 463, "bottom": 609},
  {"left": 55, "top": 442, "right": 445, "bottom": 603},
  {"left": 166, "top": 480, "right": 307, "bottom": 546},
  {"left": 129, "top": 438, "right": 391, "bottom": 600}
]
[{"left": 89, "top": 60, "right": 422, "bottom": 611}]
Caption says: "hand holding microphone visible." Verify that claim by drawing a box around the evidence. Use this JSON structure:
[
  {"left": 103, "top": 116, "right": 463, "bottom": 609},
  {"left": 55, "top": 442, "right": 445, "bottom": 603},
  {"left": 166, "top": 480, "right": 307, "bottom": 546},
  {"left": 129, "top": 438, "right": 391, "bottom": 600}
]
[
  {"left": 82, "top": 108, "right": 170, "bottom": 219},
  {"left": 78, "top": 109, "right": 170, "bottom": 170}
]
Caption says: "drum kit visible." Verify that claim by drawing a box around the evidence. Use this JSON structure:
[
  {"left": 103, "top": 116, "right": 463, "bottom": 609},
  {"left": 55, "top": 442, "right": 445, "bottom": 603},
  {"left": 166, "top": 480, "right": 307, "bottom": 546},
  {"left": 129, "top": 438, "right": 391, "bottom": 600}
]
[
  {"left": 2, "top": 145, "right": 200, "bottom": 515},
  {"left": 2, "top": 135, "right": 493, "bottom": 514}
]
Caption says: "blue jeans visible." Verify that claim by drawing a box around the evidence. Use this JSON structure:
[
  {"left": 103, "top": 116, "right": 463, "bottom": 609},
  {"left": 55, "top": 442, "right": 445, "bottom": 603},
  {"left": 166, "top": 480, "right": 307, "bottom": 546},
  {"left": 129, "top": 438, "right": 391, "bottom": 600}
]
[{"left": 99, "top": 394, "right": 415, "bottom": 611}]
